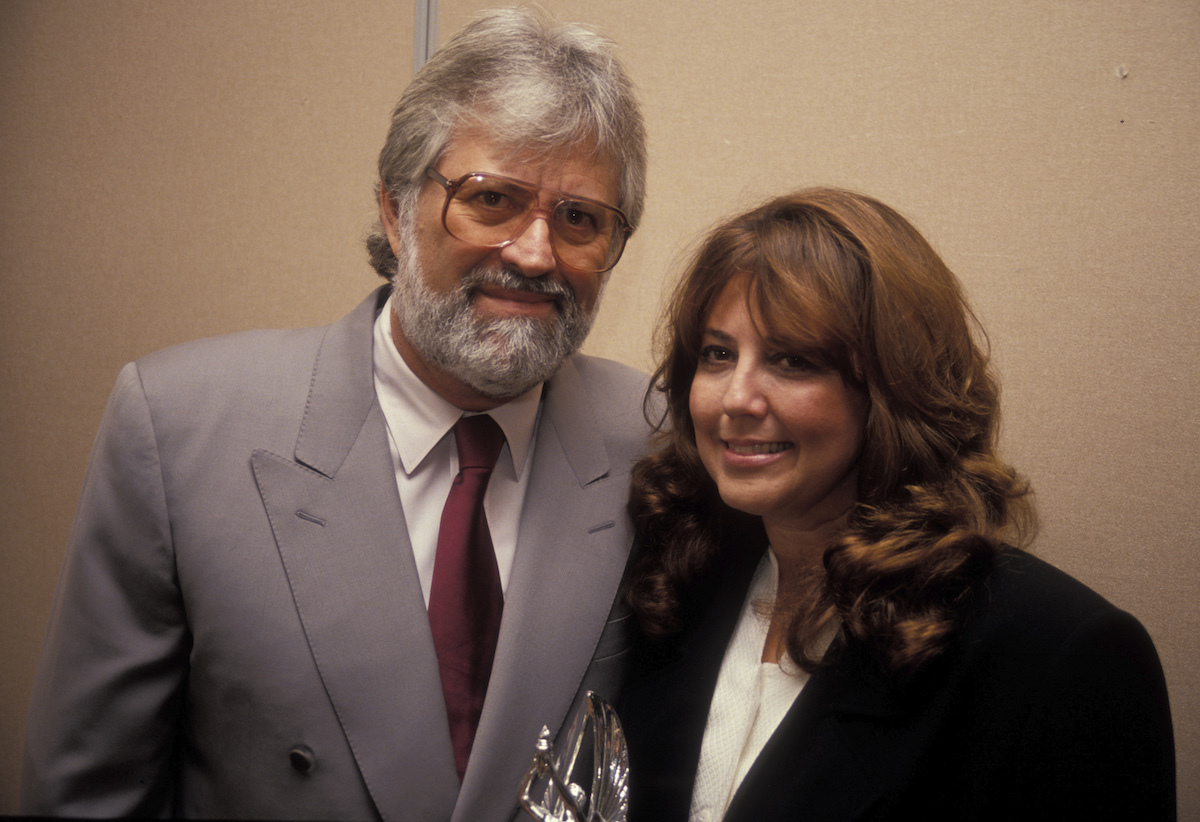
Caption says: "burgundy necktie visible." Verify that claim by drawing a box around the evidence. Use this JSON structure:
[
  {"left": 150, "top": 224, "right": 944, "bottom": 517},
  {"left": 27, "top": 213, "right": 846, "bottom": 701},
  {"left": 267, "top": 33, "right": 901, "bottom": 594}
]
[{"left": 428, "top": 414, "right": 506, "bottom": 781}]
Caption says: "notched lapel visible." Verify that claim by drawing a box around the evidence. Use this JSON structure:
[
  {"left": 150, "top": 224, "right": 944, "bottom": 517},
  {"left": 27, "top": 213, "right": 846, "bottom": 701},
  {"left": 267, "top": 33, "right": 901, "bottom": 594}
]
[
  {"left": 294, "top": 287, "right": 389, "bottom": 478},
  {"left": 538, "top": 357, "right": 611, "bottom": 486}
]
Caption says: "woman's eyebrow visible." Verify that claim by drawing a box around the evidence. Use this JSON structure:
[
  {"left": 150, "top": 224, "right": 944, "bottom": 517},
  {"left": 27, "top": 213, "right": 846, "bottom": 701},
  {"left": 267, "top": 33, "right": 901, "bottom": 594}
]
[{"left": 700, "top": 328, "right": 735, "bottom": 344}]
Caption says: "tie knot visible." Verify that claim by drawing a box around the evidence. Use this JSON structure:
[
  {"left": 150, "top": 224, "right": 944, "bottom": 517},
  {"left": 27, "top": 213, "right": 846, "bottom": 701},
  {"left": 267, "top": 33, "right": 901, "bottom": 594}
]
[{"left": 454, "top": 415, "right": 505, "bottom": 472}]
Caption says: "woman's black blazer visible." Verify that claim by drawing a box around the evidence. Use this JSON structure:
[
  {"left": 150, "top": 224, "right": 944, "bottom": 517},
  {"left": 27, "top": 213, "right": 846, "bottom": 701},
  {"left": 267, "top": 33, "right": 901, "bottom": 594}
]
[{"left": 619, "top": 541, "right": 1176, "bottom": 821}]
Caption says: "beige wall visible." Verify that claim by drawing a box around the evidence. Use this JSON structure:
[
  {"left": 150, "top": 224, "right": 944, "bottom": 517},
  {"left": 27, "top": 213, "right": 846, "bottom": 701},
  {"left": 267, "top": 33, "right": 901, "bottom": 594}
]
[{"left": 2, "top": 0, "right": 1196, "bottom": 813}]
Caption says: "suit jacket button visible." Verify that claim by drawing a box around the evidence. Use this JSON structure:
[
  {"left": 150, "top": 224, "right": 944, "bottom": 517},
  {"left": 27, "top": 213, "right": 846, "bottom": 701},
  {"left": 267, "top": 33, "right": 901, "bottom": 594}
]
[{"left": 289, "top": 745, "right": 316, "bottom": 774}]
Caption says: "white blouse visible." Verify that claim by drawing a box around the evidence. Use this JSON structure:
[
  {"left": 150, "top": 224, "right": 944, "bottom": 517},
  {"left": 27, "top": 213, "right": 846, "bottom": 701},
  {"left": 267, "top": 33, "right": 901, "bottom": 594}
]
[{"left": 688, "top": 551, "right": 832, "bottom": 822}]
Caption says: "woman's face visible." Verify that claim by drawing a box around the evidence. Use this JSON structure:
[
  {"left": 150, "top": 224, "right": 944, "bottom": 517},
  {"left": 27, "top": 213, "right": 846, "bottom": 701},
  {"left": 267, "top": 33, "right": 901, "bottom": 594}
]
[{"left": 689, "top": 275, "right": 866, "bottom": 535}]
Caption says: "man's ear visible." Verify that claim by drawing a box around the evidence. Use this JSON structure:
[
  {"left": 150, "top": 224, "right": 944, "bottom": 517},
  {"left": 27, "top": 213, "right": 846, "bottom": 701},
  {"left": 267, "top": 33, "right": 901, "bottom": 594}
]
[{"left": 379, "top": 183, "right": 404, "bottom": 257}]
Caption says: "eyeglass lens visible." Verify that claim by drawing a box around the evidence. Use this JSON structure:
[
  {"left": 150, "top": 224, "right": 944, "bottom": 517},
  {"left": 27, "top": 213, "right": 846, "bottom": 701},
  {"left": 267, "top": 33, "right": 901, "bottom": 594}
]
[{"left": 443, "top": 174, "right": 626, "bottom": 273}]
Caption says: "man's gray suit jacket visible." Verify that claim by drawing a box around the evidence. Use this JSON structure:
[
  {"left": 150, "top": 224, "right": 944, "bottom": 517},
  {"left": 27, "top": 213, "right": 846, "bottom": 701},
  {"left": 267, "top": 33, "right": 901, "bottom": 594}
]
[{"left": 22, "top": 286, "right": 652, "bottom": 821}]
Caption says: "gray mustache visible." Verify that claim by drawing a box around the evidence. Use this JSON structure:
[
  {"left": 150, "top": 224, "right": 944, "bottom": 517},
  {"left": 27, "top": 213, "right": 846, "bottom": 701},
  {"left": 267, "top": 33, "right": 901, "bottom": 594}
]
[{"left": 464, "top": 266, "right": 573, "bottom": 303}]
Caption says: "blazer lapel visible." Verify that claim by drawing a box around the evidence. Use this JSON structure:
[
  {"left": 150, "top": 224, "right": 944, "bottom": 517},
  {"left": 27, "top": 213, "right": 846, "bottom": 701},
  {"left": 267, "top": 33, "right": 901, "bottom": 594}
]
[
  {"left": 251, "top": 287, "right": 459, "bottom": 821},
  {"left": 454, "top": 356, "right": 634, "bottom": 820},
  {"left": 725, "top": 636, "right": 930, "bottom": 822},
  {"left": 622, "top": 529, "right": 766, "bottom": 822}
]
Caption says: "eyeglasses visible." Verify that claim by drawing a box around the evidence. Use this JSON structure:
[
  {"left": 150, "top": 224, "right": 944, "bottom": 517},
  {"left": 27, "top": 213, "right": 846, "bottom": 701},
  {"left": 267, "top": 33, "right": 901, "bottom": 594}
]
[{"left": 425, "top": 168, "right": 632, "bottom": 274}]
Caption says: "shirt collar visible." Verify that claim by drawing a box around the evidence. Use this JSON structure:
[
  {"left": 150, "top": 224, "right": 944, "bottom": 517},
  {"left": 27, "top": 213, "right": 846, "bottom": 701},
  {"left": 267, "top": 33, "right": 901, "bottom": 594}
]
[{"left": 372, "top": 293, "right": 542, "bottom": 478}]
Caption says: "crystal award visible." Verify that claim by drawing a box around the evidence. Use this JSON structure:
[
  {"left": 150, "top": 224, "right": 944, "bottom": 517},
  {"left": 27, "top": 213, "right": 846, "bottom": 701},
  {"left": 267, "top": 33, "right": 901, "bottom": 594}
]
[{"left": 518, "top": 691, "right": 629, "bottom": 822}]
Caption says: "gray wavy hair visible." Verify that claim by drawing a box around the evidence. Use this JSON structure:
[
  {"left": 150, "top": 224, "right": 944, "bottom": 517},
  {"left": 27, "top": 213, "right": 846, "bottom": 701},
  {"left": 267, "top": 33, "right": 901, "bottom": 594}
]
[{"left": 366, "top": 6, "right": 648, "bottom": 281}]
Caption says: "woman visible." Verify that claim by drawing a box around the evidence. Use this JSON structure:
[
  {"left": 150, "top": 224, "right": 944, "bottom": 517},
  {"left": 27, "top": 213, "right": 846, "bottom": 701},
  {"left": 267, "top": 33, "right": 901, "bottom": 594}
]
[{"left": 619, "top": 188, "right": 1175, "bottom": 821}]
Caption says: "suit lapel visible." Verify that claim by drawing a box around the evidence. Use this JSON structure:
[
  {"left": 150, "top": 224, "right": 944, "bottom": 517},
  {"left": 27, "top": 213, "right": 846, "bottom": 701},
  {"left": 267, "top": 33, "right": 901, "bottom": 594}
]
[
  {"left": 626, "top": 518, "right": 918, "bottom": 822},
  {"left": 251, "top": 288, "right": 459, "bottom": 821},
  {"left": 725, "top": 636, "right": 933, "bottom": 822},
  {"left": 454, "top": 356, "right": 633, "bottom": 820},
  {"left": 621, "top": 530, "right": 766, "bottom": 821}
]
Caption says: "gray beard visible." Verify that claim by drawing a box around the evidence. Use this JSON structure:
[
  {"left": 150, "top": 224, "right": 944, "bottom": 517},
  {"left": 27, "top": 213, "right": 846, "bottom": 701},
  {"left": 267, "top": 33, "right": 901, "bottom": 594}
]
[{"left": 390, "top": 218, "right": 601, "bottom": 400}]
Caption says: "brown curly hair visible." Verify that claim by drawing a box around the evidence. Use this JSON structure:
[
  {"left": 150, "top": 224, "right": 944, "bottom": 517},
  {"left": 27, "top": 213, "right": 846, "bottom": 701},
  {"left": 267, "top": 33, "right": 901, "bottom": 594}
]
[{"left": 626, "top": 187, "right": 1035, "bottom": 674}]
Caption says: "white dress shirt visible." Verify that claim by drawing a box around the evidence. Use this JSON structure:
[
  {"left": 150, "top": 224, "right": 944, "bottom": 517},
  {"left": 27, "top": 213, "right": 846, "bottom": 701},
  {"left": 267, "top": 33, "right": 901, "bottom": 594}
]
[{"left": 371, "top": 294, "right": 542, "bottom": 604}]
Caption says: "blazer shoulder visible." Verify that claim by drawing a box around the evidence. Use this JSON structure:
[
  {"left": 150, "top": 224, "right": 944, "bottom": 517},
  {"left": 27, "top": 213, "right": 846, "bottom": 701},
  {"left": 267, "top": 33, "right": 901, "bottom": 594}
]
[
  {"left": 130, "top": 286, "right": 385, "bottom": 402},
  {"left": 952, "top": 551, "right": 1176, "bottom": 817},
  {"left": 569, "top": 354, "right": 651, "bottom": 401},
  {"left": 559, "top": 353, "right": 653, "bottom": 436},
  {"left": 955, "top": 548, "right": 1170, "bottom": 730},
  {"left": 135, "top": 325, "right": 327, "bottom": 394},
  {"left": 967, "top": 549, "right": 1137, "bottom": 644}
]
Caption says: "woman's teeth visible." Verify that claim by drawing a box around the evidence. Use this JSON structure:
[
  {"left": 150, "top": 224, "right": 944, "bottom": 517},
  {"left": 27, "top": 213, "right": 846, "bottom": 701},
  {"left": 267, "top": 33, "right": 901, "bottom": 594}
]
[{"left": 726, "top": 441, "right": 791, "bottom": 455}]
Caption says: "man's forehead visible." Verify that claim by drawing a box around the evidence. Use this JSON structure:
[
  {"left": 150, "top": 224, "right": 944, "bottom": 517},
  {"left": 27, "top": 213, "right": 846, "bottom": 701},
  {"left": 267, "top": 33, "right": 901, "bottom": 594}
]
[{"left": 440, "top": 129, "right": 618, "bottom": 192}]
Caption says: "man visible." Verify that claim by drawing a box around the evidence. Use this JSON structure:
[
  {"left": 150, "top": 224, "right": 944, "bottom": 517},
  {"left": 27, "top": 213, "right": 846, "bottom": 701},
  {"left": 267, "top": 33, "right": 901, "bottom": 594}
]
[{"left": 22, "top": 9, "right": 649, "bottom": 821}]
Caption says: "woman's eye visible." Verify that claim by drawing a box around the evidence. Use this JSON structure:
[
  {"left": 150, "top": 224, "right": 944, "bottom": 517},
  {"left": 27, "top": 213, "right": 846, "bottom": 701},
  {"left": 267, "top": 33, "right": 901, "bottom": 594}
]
[
  {"left": 698, "top": 345, "right": 734, "bottom": 366},
  {"left": 773, "top": 353, "right": 817, "bottom": 372}
]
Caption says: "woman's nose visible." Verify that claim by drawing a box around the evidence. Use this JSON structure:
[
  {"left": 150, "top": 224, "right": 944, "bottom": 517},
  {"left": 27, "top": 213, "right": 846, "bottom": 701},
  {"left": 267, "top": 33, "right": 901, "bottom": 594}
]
[{"left": 722, "top": 366, "right": 768, "bottom": 418}]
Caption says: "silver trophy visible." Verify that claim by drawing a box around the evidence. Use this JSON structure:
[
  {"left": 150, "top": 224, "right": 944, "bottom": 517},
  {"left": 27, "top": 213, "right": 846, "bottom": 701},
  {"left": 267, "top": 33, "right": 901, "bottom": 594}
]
[{"left": 518, "top": 691, "right": 629, "bottom": 822}]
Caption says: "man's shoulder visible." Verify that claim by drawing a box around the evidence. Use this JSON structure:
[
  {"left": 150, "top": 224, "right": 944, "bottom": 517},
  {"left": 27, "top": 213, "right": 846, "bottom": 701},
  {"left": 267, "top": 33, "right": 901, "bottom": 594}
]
[
  {"left": 544, "top": 354, "right": 654, "bottom": 461},
  {"left": 142, "top": 324, "right": 325, "bottom": 364},
  {"left": 133, "top": 325, "right": 327, "bottom": 397},
  {"left": 555, "top": 353, "right": 652, "bottom": 425},
  {"left": 132, "top": 289, "right": 383, "bottom": 398},
  {"left": 566, "top": 353, "right": 650, "bottom": 396}
]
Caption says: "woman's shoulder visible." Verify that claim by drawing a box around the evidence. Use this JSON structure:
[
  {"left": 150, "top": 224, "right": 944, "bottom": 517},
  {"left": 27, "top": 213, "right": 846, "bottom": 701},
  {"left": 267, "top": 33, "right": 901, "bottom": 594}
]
[
  {"left": 975, "top": 548, "right": 1122, "bottom": 616},
  {"left": 960, "top": 547, "right": 1156, "bottom": 663},
  {"left": 940, "top": 549, "right": 1175, "bottom": 817}
]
